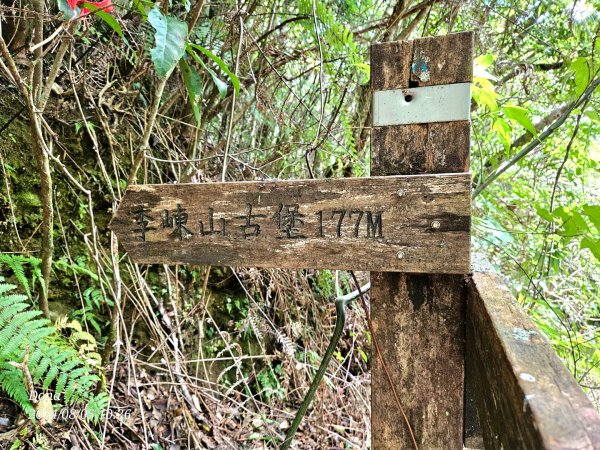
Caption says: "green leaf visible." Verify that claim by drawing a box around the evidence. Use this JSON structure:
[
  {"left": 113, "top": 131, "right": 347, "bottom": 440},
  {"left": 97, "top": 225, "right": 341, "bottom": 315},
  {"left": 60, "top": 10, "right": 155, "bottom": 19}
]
[
  {"left": 582, "top": 204, "right": 600, "bottom": 230},
  {"left": 186, "top": 47, "right": 226, "bottom": 98},
  {"left": 492, "top": 117, "right": 511, "bottom": 150},
  {"left": 180, "top": 58, "right": 203, "bottom": 125},
  {"left": 535, "top": 205, "right": 553, "bottom": 222},
  {"left": 148, "top": 8, "right": 188, "bottom": 78},
  {"left": 581, "top": 237, "right": 600, "bottom": 262},
  {"left": 475, "top": 54, "right": 495, "bottom": 69},
  {"left": 58, "top": 0, "right": 77, "bottom": 19},
  {"left": 553, "top": 207, "right": 589, "bottom": 241},
  {"left": 586, "top": 110, "right": 600, "bottom": 124},
  {"left": 570, "top": 57, "right": 590, "bottom": 98},
  {"left": 81, "top": 3, "right": 124, "bottom": 39},
  {"left": 187, "top": 43, "right": 240, "bottom": 96},
  {"left": 132, "top": 0, "right": 150, "bottom": 17},
  {"left": 472, "top": 78, "right": 498, "bottom": 111},
  {"left": 503, "top": 105, "right": 537, "bottom": 136}
]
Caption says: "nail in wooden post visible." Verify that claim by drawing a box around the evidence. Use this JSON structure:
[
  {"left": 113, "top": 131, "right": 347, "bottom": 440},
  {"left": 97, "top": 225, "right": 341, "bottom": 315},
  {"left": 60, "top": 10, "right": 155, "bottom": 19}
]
[{"left": 370, "top": 32, "right": 473, "bottom": 449}]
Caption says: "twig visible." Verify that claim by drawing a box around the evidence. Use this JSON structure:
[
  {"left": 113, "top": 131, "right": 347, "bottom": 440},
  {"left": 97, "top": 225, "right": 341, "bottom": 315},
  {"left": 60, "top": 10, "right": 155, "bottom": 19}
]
[
  {"left": 398, "top": 4, "right": 430, "bottom": 41},
  {"left": 0, "top": 31, "right": 53, "bottom": 318},
  {"left": 39, "top": 21, "right": 77, "bottom": 112},
  {"left": 473, "top": 75, "right": 600, "bottom": 198},
  {"left": 187, "top": 0, "right": 205, "bottom": 33},
  {"left": 307, "top": 0, "right": 325, "bottom": 176},
  {"left": 29, "top": 22, "right": 64, "bottom": 53},
  {"left": 126, "top": 75, "right": 170, "bottom": 187},
  {"left": 221, "top": 12, "right": 244, "bottom": 181},
  {"left": 0, "top": 149, "right": 25, "bottom": 250},
  {"left": 31, "top": 0, "right": 44, "bottom": 102},
  {"left": 549, "top": 109, "right": 586, "bottom": 212},
  {"left": 8, "top": 347, "right": 33, "bottom": 398}
]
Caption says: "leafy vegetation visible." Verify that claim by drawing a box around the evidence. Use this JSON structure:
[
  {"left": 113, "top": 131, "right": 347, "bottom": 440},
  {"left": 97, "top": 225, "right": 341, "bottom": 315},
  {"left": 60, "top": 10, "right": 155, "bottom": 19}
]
[
  {"left": 0, "top": 0, "right": 598, "bottom": 447},
  {"left": 0, "top": 279, "right": 108, "bottom": 423}
]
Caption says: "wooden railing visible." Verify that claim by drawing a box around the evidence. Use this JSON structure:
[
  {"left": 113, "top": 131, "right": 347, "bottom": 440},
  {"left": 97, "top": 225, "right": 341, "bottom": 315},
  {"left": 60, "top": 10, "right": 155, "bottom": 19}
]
[{"left": 465, "top": 259, "right": 600, "bottom": 449}]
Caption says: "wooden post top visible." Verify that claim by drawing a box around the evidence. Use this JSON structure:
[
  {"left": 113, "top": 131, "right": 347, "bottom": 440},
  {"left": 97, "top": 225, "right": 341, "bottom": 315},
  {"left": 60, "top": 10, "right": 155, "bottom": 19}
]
[{"left": 371, "top": 31, "right": 473, "bottom": 90}]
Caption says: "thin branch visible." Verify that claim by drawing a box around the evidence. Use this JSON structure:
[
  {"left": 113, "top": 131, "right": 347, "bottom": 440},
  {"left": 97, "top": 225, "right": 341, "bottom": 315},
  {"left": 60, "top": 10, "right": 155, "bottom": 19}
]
[
  {"left": 382, "top": 0, "right": 408, "bottom": 42},
  {"left": 398, "top": 4, "right": 431, "bottom": 41},
  {"left": 256, "top": 15, "right": 309, "bottom": 45},
  {"left": 221, "top": 13, "right": 244, "bottom": 181},
  {"left": 0, "top": 30, "right": 53, "bottom": 318},
  {"left": 499, "top": 61, "right": 565, "bottom": 85},
  {"left": 549, "top": 109, "right": 586, "bottom": 212},
  {"left": 307, "top": 0, "right": 325, "bottom": 177},
  {"left": 31, "top": 0, "right": 44, "bottom": 102},
  {"left": 126, "top": 75, "right": 170, "bottom": 187},
  {"left": 39, "top": 21, "right": 77, "bottom": 112},
  {"left": 511, "top": 102, "right": 571, "bottom": 149},
  {"left": 473, "top": 75, "right": 600, "bottom": 198},
  {"left": 187, "top": 0, "right": 205, "bottom": 33}
]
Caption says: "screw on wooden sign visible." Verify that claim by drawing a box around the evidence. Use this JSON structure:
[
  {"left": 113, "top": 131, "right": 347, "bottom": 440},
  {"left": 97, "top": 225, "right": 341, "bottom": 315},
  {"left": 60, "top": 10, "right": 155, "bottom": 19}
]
[{"left": 110, "top": 174, "right": 471, "bottom": 273}]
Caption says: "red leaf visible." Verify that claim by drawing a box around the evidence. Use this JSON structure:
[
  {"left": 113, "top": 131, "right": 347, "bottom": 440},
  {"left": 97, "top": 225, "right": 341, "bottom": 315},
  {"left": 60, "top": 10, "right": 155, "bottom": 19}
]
[{"left": 71, "top": 0, "right": 114, "bottom": 16}]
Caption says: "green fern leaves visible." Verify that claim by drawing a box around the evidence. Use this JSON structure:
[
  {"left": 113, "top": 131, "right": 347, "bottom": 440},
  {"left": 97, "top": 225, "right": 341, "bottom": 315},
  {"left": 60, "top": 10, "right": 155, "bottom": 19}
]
[
  {"left": 0, "top": 281, "right": 108, "bottom": 423},
  {"left": 297, "top": 0, "right": 367, "bottom": 80},
  {"left": 0, "top": 254, "right": 44, "bottom": 301}
]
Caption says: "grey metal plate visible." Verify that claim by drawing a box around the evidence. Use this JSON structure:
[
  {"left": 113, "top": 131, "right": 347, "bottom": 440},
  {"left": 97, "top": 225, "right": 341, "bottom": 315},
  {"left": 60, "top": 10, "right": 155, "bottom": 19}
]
[{"left": 373, "top": 83, "right": 471, "bottom": 126}]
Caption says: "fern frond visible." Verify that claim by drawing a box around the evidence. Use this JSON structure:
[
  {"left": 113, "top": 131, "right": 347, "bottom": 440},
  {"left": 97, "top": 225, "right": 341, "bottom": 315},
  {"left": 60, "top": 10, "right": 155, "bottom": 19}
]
[
  {"left": 0, "top": 282, "right": 107, "bottom": 424},
  {"left": 1, "top": 319, "right": 53, "bottom": 359},
  {"left": 0, "top": 365, "right": 35, "bottom": 419},
  {"left": 32, "top": 347, "right": 60, "bottom": 382},
  {"left": 0, "top": 301, "right": 30, "bottom": 324},
  {"left": 42, "top": 366, "right": 60, "bottom": 390},
  {"left": 55, "top": 372, "right": 69, "bottom": 396},
  {"left": 0, "top": 291, "right": 28, "bottom": 308},
  {"left": 274, "top": 329, "right": 295, "bottom": 358},
  {"left": 0, "top": 255, "right": 31, "bottom": 299},
  {"left": 85, "top": 392, "right": 110, "bottom": 424},
  {"left": 71, "top": 331, "right": 96, "bottom": 345},
  {"left": 0, "top": 282, "right": 18, "bottom": 296}
]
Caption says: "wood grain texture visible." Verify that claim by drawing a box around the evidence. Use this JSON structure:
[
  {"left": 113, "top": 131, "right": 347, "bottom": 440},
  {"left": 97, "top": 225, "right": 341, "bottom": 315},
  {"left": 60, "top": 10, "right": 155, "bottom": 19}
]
[
  {"left": 110, "top": 174, "right": 471, "bottom": 273},
  {"left": 467, "top": 271, "right": 600, "bottom": 450},
  {"left": 371, "top": 272, "right": 467, "bottom": 447},
  {"left": 371, "top": 31, "right": 473, "bottom": 91},
  {"left": 370, "top": 31, "right": 473, "bottom": 450},
  {"left": 372, "top": 121, "right": 470, "bottom": 175}
]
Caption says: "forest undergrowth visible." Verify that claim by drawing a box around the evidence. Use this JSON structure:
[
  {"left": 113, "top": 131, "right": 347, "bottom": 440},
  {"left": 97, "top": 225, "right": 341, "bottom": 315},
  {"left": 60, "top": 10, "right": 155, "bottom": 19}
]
[{"left": 0, "top": 0, "right": 598, "bottom": 448}]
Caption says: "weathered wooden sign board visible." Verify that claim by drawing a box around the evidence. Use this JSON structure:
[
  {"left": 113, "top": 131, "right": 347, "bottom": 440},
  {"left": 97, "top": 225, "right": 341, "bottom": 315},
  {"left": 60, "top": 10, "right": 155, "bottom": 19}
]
[{"left": 110, "top": 174, "right": 471, "bottom": 273}]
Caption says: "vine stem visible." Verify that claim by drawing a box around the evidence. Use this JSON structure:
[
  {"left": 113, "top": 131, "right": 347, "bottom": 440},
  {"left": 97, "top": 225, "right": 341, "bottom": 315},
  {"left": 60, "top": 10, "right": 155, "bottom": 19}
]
[
  {"left": 126, "top": 75, "right": 170, "bottom": 187},
  {"left": 281, "top": 297, "right": 347, "bottom": 449},
  {"left": 473, "top": 75, "right": 600, "bottom": 198}
]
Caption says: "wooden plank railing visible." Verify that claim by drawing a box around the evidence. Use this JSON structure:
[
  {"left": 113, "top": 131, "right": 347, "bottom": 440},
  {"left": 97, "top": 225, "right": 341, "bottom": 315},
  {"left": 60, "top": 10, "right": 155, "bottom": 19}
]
[{"left": 465, "top": 261, "right": 600, "bottom": 449}]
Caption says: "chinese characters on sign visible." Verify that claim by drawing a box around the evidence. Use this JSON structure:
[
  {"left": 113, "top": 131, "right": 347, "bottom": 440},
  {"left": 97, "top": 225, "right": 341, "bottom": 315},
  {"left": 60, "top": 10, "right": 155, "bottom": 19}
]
[{"left": 131, "top": 203, "right": 384, "bottom": 242}]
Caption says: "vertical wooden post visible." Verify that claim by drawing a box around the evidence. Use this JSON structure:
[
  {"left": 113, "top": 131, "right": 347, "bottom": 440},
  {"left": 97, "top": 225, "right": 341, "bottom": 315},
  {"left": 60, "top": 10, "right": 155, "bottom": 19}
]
[{"left": 370, "top": 32, "right": 473, "bottom": 449}]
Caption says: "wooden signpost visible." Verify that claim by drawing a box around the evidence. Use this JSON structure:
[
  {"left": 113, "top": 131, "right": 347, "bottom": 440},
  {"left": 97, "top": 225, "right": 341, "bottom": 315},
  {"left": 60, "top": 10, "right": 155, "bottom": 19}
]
[
  {"left": 370, "top": 32, "right": 472, "bottom": 449},
  {"left": 111, "top": 32, "right": 474, "bottom": 449},
  {"left": 110, "top": 174, "right": 470, "bottom": 273}
]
